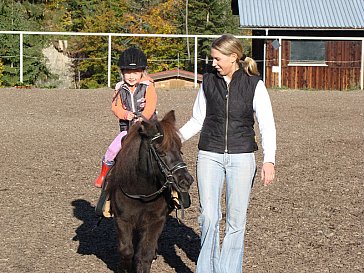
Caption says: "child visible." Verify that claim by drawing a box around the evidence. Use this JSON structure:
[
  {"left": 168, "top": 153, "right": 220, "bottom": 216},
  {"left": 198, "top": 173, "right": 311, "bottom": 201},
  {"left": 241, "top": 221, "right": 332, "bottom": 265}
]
[{"left": 94, "top": 47, "right": 157, "bottom": 188}]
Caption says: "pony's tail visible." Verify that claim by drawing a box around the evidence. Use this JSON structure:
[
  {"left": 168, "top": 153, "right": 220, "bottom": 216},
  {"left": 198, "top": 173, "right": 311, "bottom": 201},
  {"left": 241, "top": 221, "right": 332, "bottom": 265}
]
[{"left": 242, "top": 57, "right": 260, "bottom": 76}]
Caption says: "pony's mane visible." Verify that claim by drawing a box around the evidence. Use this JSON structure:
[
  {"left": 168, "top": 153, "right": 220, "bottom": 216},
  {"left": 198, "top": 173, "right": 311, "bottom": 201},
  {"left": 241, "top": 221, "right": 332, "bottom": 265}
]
[
  {"left": 159, "top": 118, "right": 182, "bottom": 152},
  {"left": 109, "top": 115, "right": 181, "bottom": 190},
  {"left": 112, "top": 122, "right": 142, "bottom": 183}
]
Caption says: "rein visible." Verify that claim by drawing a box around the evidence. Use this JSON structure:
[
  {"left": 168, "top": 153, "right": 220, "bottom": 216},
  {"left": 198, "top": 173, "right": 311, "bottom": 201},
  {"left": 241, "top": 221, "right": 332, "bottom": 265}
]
[{"left": 120, "top": 133, "right": 187, "bottom": 202}]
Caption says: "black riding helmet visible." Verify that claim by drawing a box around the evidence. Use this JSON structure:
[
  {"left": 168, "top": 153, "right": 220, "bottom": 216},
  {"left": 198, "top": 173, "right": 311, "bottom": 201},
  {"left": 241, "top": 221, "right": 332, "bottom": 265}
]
[{"left": 118, "top": 47, "right": 147, "bottom": 70}]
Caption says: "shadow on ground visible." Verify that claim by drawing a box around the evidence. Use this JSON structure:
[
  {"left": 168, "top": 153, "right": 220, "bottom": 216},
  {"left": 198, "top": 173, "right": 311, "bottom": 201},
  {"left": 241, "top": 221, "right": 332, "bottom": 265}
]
[
  {"left": 71, "top": 199, "right": 119, "bottom": 272},
  {"left": 71, "top": 199, "right": 200, "bottom": 273},
  {"left": 158, "top": 215, "right": 200, "bottom": 273}
]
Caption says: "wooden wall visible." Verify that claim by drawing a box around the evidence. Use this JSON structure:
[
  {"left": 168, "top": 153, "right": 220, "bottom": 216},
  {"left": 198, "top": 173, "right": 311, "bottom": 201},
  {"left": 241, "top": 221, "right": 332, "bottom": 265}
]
[
  {"left": 264, "top": 40, "right": 362, "bottom": 90},
  {"left": 153, "top": 78, "right": 199, "bottom": 89}
]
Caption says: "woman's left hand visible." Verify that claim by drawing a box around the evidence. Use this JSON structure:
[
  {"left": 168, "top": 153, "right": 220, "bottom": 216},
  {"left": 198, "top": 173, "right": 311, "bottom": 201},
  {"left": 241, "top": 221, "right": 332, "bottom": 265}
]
[{"left": 261, "top": 162, "right": 275, "bottom": 186}]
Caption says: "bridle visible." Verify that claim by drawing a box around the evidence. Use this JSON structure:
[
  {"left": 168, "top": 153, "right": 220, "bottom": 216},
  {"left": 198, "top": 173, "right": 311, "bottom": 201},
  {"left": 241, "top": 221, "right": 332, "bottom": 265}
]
[{"left": 120, "top": 132, "right": 188, "bottom": 202}]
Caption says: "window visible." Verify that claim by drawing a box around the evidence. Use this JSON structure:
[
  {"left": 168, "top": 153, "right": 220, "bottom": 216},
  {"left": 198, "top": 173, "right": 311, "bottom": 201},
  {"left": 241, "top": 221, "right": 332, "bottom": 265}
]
[{"left": 289, "top": 40, "right": 326, "bottom": 66}]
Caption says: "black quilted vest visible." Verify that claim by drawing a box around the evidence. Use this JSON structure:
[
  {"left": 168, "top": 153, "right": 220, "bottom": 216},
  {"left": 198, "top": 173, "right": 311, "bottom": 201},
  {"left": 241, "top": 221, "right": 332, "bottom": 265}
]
[{"left": 198, "top": 69, "right": 260, "bottom": 154}]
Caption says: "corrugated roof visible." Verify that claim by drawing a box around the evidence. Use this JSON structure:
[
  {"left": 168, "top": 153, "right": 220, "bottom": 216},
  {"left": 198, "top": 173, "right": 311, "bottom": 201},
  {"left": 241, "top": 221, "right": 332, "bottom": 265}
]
[{"left": 237, "top": 0, "right": 364, "bottom": 29}]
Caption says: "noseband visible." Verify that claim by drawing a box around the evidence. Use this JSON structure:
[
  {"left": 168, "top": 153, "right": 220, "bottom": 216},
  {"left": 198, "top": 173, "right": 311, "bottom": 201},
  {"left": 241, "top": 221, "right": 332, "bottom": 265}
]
[
  {"left": 149, "top": 133, "right": 188, "bottom": 183},
  {"left": 120, "top": 132, "right": 188, "bottom": 202}
]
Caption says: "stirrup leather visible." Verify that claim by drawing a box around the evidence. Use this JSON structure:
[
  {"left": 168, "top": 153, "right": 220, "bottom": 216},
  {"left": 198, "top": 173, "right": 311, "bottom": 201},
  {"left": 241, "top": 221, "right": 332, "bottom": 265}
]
[{"left": 95, "top": 182, "right": 113, "bottom": 218}]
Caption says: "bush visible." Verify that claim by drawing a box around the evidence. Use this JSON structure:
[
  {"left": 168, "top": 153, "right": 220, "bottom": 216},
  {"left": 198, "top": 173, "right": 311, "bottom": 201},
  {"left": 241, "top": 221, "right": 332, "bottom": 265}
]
[{"left": 80, "top": 79, "right": 100, "bottom": 89}]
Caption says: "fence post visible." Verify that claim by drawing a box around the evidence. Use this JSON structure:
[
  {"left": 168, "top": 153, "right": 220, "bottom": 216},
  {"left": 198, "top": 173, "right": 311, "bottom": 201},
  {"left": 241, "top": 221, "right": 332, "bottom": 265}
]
[
  {"left": 278, "top": 38, "right": 282, "bottom": 88},
  {"left": 108, "top": 34, "right": 112, "bottom": 88},
  {"left": 20, "top": 32, "right": 23, "bottom": 83},
  {"left": 361, "top": 39, "right": 364, "bottom": 90},
  {"left": 194, "top": 36, "right": 198, "bottom": 88},
  {"left": 263, "top": 29, "right": 268, "bottom": 84},
  {"left": 263, "top": 39, "right": 266, "bottom": 83}
]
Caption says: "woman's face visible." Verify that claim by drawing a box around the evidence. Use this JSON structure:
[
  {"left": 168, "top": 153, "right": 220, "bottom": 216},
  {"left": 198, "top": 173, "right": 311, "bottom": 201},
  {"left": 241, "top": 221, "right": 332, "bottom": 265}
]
[
  {"left": 211, "top": 48, "right": 238, "bottom": 79},
  {"left": 122, "top": 68, "right": 144, "bottom": 86}
]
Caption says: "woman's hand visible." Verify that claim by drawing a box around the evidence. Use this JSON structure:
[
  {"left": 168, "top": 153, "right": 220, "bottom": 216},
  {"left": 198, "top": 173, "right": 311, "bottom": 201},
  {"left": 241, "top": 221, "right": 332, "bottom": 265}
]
[{"left": 261, "top": 162, "right": 275, "bottom": 186}]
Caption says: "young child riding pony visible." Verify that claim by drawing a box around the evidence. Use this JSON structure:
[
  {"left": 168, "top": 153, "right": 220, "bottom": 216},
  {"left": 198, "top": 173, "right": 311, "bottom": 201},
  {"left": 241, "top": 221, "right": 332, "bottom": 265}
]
[{"left": 94, "top": 47, "right": 157, "bottom": 188}]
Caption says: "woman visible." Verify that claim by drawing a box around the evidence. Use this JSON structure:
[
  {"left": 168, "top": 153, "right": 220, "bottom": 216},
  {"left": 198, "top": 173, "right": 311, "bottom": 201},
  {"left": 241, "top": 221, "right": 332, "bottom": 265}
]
[{"left": 179, "top": 34, "right": 276, "bottom": 273}]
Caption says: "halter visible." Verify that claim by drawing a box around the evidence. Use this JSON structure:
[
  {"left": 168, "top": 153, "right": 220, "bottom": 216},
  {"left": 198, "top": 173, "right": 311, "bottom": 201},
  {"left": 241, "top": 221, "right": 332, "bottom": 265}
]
[{"left": 120, "top": 132, "right": 188, "bottom": 202}]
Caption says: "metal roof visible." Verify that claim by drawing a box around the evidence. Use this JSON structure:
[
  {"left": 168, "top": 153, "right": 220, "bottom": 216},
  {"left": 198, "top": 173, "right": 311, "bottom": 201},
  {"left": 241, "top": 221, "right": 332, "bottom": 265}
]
[{"left": 237, "top": 0, "right": 364, "bottom": 29}]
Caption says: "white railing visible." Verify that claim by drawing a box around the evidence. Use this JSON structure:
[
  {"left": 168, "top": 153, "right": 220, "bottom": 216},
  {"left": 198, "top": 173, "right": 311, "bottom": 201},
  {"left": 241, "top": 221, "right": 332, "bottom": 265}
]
[{"left": 0, "top": 30, "right": 363, "bottom": 89}]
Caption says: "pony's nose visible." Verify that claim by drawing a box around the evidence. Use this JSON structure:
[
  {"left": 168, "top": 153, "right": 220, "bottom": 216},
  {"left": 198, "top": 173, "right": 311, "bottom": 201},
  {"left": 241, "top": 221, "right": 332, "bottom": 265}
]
[
  {"left": 186, "top": 173, "right": 194, "bottom": 185},
  {"left": 176, "top": 170, "right": 194, "bottom": 191}
]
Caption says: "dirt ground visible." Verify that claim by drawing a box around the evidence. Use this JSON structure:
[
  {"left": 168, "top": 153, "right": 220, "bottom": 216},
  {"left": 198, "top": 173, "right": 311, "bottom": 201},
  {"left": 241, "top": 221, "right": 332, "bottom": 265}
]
[{"left": 0, "top": 87, "right": 363, "bottom": 273}]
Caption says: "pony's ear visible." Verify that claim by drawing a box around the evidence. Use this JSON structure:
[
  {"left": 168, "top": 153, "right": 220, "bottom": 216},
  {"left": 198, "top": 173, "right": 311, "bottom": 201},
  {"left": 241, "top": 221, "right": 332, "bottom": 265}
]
[
  {"left": 162, "top": 110, "right": 176, "bottom": 124},
  {"left": 139, "top": 120, "right": 151, "bottom": 136},
  {"left": 139, "top": 119, "right": 158, "bottom": 137}
]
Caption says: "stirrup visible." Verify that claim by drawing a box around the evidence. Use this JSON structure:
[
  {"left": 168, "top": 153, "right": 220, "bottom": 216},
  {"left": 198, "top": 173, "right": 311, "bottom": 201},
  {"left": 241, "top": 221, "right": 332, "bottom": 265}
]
[{"left": 95, "top": 183, "right": 113, "bottom": 218}]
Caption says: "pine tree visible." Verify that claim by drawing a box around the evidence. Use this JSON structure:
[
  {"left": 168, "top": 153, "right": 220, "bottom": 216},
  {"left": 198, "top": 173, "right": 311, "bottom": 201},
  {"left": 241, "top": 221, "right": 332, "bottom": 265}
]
[
  {"left": 186, "top": 0, "right": 241, "bottom": 73},
  {"left": 0, "top": 1, "right": 50, "bottom": 86}
]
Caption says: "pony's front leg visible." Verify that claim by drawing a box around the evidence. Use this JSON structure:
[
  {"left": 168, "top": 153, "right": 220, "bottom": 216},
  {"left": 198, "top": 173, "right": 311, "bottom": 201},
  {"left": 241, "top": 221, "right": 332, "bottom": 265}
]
[
  {"left": 134, "top": 217, "right": 166, "bottom": 273},
  {"left": 115, "top": 218, "right": 134, "bottom": 273}
]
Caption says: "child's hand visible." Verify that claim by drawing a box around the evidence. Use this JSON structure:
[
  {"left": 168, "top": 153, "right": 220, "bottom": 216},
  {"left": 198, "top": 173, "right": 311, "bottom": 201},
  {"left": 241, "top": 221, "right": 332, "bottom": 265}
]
[{"left": 126, "top": 112, "right": 135, "bottom": 121}]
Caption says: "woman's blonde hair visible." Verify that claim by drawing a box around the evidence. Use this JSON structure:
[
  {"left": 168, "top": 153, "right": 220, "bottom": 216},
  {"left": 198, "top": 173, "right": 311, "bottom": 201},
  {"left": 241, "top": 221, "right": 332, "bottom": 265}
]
[{"left": 211, "top": 34, "right": 260, "bottom": 76}]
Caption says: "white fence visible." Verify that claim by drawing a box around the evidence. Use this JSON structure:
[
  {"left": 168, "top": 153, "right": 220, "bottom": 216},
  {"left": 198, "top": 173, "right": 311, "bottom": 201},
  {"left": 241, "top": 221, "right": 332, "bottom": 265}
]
[{"left": 0, "top": 31, "right": 363, "bottom": 89}]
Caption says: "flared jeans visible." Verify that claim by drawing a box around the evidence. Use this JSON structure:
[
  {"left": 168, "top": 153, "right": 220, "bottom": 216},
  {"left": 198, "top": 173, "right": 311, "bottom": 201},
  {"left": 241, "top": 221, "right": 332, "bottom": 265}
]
[{"left": 196, "top": 150, "right": 256, "bottom": 273}]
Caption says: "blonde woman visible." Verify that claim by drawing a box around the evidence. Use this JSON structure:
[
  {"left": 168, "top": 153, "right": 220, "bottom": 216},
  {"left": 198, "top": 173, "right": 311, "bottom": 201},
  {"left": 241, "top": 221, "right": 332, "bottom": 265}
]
[{"left": 179, "top": 34, "right": 276, "bottom": 273}]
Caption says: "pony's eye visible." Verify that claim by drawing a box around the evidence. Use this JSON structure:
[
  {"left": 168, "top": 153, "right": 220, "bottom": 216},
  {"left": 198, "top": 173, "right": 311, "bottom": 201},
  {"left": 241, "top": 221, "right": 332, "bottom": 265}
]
[{"left": 180, "top": 151, "right": 184, "bottom": 155}]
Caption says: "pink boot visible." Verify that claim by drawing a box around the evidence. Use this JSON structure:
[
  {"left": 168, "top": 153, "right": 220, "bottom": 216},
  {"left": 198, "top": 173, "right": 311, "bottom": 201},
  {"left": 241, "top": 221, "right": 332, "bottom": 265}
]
[{"left": 94, "top": 159, "right": 114, "bottom": 188}]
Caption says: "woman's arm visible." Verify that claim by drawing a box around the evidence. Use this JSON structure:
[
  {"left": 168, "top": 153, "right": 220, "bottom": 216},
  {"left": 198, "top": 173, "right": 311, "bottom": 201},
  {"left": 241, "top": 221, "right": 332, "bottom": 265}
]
[
  {"left": 253, "top": 80, "right": 276, "bottom": 164},
  {"left": 178, "top": 84, "right": 206, "bottom": 142},
  {"left": 253, "top": 80, "right": 276, "bottom": 185}
]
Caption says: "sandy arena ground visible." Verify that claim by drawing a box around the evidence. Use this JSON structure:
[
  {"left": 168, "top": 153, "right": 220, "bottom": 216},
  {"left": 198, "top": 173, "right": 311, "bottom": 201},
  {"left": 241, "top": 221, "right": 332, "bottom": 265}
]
[{"left": 0, "top": 87, "right": 363, "bottom": 273}]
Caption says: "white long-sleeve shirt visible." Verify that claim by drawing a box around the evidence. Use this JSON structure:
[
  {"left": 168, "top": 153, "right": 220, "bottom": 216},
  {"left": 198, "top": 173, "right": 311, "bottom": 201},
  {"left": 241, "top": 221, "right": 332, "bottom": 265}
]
[{"left": 179, "top": 79, "right": 276, "bottom": 164}]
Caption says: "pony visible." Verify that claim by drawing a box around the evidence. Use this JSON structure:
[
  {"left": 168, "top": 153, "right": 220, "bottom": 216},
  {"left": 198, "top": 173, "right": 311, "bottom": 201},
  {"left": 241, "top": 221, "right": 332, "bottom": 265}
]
[{"left": 107, "top": 110, "right": 194, "bottom": 273}]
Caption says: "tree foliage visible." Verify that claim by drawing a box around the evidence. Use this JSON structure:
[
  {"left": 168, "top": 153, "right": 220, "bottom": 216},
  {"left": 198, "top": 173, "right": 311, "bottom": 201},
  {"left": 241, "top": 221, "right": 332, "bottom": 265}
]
[
  {"left": 186, "top": 0, "right": 245, "bottom": 73},
  {"left": 123, "top": 0, "right": 186, "bottom": 72},
  {"left": 0, "top": 0, "right": 245, "bottom": 88},
  {"left": 0, "top": 1, "right": 50, "bottom": 86}
]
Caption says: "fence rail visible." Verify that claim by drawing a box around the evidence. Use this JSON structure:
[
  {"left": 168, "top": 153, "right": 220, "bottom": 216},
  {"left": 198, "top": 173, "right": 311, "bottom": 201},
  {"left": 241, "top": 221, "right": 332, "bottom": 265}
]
[{"left": 1, "top": 31, "right": 363, "bottom": 89}]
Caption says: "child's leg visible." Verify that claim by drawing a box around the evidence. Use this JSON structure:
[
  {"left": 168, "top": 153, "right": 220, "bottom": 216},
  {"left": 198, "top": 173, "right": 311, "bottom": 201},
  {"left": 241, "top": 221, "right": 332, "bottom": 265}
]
[
  {"left": 104, "top": 131, "right": 128, "bottom": 163},
  {"left": 94, "top": 131, "right": 128, "bottom": 187}
]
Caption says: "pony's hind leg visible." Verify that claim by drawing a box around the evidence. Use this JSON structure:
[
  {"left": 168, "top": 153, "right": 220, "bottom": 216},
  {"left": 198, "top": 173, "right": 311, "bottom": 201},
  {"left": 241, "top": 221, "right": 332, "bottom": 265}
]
[
  {"left": 115, "top": 219, "right": 134, "bottom": 273},
  {"left": 134, "top": 217, "right": 166, "bottom": 273}
]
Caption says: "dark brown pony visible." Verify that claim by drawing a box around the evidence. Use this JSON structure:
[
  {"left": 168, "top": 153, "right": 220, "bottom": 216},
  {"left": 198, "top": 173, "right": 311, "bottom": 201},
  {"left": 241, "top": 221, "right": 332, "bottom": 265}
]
[{"left": 107, "top": 110, "right": 194, "bottom": 273}]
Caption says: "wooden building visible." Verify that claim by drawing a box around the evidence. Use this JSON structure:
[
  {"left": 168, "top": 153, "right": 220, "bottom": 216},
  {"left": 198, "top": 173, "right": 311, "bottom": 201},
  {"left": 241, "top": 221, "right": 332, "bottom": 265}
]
[
  {"left": 149, "top": 69, "right": 202, "bottom": 89},
  {"left": 232, "top": 0, "right": 364, "bottom": 90}
]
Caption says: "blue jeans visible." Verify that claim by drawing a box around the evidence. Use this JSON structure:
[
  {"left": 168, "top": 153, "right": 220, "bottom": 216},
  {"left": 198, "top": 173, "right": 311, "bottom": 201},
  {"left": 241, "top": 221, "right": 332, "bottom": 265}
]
[{"left": 196, "top": 150, "right": 256, "bottom": 273}]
